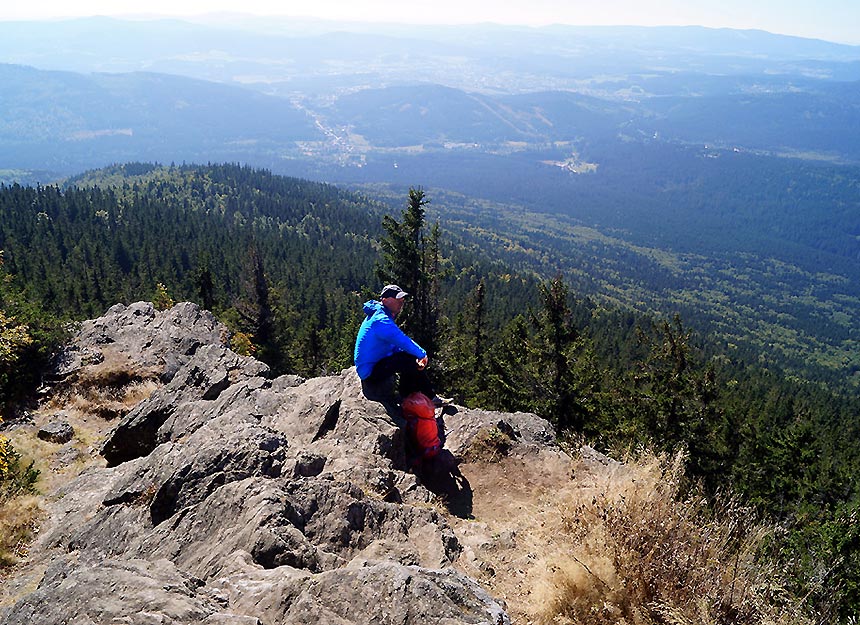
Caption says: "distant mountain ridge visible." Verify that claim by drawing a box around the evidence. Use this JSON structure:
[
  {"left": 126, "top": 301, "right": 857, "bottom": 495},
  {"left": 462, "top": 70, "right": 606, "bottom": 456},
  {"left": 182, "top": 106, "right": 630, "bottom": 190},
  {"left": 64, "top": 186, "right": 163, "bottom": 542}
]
[
  {"left": 2, "top": 16, "right": 860, "bottom": 182},
  {"left": 0, "top": 64, "right": 320, "bottom": 174},
  {"left": 2, "top": 17, "right": 859, "bottom": 81},
  {"left": 3, "top": 59, "right": 860, "bottom": 183}
]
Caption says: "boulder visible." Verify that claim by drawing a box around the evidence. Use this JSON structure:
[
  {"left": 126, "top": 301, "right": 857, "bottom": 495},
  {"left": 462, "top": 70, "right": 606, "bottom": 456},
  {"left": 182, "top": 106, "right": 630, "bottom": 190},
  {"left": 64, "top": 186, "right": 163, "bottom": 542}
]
[
  {"left": 37, "top": 419, "right": 74, "bottom": 444},
  {"left": 101, "top": 343, "right": 270, "bottom": 466},
  {"left": 1, "top": 555, "right": 222, "bottom": 625}
]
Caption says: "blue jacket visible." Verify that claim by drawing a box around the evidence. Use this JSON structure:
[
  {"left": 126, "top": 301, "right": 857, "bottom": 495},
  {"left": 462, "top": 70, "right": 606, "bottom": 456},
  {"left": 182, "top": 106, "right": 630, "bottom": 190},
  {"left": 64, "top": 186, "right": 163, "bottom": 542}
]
[{"left": 354, "top": 300, "right": 427, "bottom": 379}]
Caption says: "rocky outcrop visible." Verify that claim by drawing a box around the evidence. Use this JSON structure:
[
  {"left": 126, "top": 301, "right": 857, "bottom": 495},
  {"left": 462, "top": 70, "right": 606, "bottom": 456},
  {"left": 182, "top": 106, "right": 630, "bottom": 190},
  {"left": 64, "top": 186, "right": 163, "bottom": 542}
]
[
  {"left": 1, "top": 302, "right": 561, "bottom": 625},
  {"left": 51, "top": 301, "right": 228, "bottom": 383}
]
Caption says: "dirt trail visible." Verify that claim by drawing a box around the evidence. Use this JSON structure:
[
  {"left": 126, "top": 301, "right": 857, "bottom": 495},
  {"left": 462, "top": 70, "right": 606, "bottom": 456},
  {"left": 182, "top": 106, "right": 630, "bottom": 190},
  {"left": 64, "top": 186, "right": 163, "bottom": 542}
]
[{"left": 448, "top": 449, "right": 583, "bottom": 624}]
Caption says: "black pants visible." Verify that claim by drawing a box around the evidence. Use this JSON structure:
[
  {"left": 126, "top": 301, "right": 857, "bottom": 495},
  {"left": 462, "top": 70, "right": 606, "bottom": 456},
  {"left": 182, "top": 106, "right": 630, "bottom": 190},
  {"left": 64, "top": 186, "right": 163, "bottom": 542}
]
[{"left": 361, "top": 352, "right": 434, "bottom": 424}]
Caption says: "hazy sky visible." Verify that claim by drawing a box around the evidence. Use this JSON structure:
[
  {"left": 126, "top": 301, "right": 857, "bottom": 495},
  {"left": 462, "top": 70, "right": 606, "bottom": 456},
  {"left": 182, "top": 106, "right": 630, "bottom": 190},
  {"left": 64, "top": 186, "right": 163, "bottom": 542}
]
[{"left": 2, "top": 0, "right": 859, "bottom": 45}]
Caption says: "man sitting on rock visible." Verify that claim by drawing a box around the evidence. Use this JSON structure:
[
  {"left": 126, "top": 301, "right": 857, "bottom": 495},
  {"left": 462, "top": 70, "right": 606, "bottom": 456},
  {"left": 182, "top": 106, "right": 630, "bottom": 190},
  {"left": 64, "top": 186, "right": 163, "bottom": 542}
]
[{"left": 354, "top": 284, "right": 448, "bottom": 424}]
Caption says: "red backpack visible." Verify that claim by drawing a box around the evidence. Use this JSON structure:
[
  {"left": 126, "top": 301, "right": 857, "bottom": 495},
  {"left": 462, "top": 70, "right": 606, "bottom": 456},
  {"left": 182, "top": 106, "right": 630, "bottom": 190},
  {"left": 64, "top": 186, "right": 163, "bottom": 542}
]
[{"left": 402, "top": 392, "right": 441, "bottom": 461}]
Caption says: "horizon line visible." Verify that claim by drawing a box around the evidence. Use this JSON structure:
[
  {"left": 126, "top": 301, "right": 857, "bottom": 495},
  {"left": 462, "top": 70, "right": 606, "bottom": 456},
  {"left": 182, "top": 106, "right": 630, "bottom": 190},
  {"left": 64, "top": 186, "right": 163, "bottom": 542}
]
[{"left": 1, "top": 13, "right": 858, "bottom": 47}]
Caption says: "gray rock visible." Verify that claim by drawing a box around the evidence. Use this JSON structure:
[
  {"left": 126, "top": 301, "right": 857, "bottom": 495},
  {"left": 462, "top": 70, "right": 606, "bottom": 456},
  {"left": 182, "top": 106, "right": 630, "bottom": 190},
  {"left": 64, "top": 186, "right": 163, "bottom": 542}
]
[
  {"left": 2, "top": 302, "right": 564, "bottom": 625},
  {"left": 580, "top": 444, "right": 624, "bottom": 468},
  {"left": 206, "top": 559, "right": 510, "bottom": 625},
  {"left": 279, "top": 562, "right": 510, "bottom": 625},
  {"left": 50, "top": 345, "right": 103, "bottom": 379},
  {"left": 51, "top": 301, "right": 227, "bottom": 383},
  {"left": 0, "top": 555, "right": 219, "bottom": 625},
  {"left": 101, "top": 343, "right": 269, "bottom": 466},
  {"left": 442, "top": 408, "right": 556, "bottom": 459},
  {"left": 37, "top": 419, "right": 74, "bottom": 444}
]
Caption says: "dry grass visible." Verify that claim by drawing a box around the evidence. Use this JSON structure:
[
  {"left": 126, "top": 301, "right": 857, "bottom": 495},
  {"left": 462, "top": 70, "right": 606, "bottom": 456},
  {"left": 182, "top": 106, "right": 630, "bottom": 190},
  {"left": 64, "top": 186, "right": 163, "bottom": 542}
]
[
  {"left": 0, "top": 350, "right": 161, "bottom": 575},
  {"left": 451, "top": 447, "right": 811, "bottom": 625},
  {"left": 24, "top": 351, "right": 162, "bottom": 493},
  {"left": 48, "top": 350, "right": 161, "bottom": 421},
  {"left": 528, "top": 450, "right": 812, "bottom": 625},
  {"left": 462, "top": 425, "right": 515, "bottom": 463},
  {"left": 57, "top": 378, "right": 160, "bottom": 422},
  {"left": 0, "top": 494, "right": 43, "bottom": 570}
]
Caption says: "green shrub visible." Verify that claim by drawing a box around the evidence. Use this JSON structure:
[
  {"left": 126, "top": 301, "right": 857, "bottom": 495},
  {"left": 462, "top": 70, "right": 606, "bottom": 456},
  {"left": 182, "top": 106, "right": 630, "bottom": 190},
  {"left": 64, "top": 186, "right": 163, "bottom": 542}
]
[
  {"left": 0, "top": 430, "right": 39, "bottom": 501},
  {"left": 153, "top": 282, "right": 175, "bottom": 311}
]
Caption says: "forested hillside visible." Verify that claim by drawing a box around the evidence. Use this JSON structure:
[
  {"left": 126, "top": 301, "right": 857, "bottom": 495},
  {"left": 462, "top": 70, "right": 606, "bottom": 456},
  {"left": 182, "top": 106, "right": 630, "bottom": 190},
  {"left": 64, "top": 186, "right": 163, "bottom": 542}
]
[
  {"left": 339, "top": 141, "right": 860, "bottom": 390},
  {"left": 1, "top": 163, "right": 380, "bottom": 373},
  {"left": 0, "top": 163, "right": 533, "bottom": 374},
  {"left": 0, "top": 163, "right": 858, "bottom": 619}
]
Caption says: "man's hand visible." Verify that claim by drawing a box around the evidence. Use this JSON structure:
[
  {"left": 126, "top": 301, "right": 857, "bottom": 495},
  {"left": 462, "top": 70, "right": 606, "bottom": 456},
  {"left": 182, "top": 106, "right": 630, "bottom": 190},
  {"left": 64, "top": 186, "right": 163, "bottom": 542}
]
[{"left": 416, "top": 356, "right": 429, "bottom": 370}]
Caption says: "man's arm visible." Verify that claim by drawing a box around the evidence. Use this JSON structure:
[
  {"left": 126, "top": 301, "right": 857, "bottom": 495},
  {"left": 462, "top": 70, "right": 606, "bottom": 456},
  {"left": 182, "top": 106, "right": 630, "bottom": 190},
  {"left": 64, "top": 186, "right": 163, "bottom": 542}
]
[{"left": 376, "top": 314, "right": 427, "bottom": 359}]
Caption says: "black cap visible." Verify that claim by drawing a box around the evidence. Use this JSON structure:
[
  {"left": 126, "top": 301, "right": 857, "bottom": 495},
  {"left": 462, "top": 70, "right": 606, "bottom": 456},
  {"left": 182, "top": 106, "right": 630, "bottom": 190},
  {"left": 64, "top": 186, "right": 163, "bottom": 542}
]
[{"left": 380, "top": 284, "right": 408, "bottom": 299}]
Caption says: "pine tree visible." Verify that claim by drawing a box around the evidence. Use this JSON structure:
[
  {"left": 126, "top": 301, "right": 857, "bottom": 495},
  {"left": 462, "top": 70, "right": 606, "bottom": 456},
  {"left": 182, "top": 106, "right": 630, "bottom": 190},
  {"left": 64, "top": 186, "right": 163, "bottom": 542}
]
[
  {"left": 235, "top": 245, "right": 277, "bottom": 368},
  {"left": 378, "top": 188, "right": 426, "bottom": 295},
  {"left": 0, "top": 252, "right": 67, "bottom": 414},
  {"left": 376, "top": 187, "right": 441, "bottom": 354},
  {"left": 485, "top": 314, "right": 535, "bottom": 412},
  {"left": 152, "top": 282, "right": 174, "bottom": 311},
  {"left": 531, "top": 275, "right": 583, "bottom": 431},
  {"left": 420, "top": 220, "right": 444, "bottom": 356},
  {"left": 629, "top": 314, "right": 732, "bottom": 485},
  {"left": 442, "top": 278, "right": 490, "bottom": 405},
  {"left": 196, "top": 258, "right": 215, "bottom": 311}
]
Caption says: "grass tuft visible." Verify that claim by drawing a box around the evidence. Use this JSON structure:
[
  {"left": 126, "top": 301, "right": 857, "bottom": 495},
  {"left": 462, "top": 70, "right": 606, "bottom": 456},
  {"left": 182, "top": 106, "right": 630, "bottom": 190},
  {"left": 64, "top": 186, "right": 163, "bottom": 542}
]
[
  {"left": 0, "top": 350, "right": 160, "bottom": 575},
  {"left": 48, "top": 351, "right": 160, "bottom": 421},
  {"left": 462, "top": 425, "right": 515, "bottom": 463},
  {"left": 0, "top": 494, "right": 43, "bottom": 569}
]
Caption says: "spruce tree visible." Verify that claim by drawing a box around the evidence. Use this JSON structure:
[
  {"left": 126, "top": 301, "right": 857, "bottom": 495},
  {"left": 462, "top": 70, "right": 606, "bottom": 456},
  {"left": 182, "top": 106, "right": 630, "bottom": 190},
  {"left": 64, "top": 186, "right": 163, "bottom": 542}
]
[
  {"left": 532, "top": 275, "right": 582, "bottom": 431},
  {"left": 441, "top": 278, "right": 488, "bottom": 405},
  {"left": 235, "top": 245, "right": 277, "bottom": 369},
  {"left": 485, "top": 314, "right": 535, "bottom": 412},
  {"left": 376, "top": 187, "right": 441, "bottom": 354},
  {"left": 629, "top": 314, "right": 732, "bottom": 485},
  {"left": 196, "top": 258, "right": 215, "bottom": 311}
]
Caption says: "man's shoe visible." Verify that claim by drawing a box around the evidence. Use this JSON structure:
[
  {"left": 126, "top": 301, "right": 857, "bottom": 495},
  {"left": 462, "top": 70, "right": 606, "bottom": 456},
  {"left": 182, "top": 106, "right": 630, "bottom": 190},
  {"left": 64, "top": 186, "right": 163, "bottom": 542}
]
[{"left": 431, "top": 394, "right": 452, "bottom": 407}]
